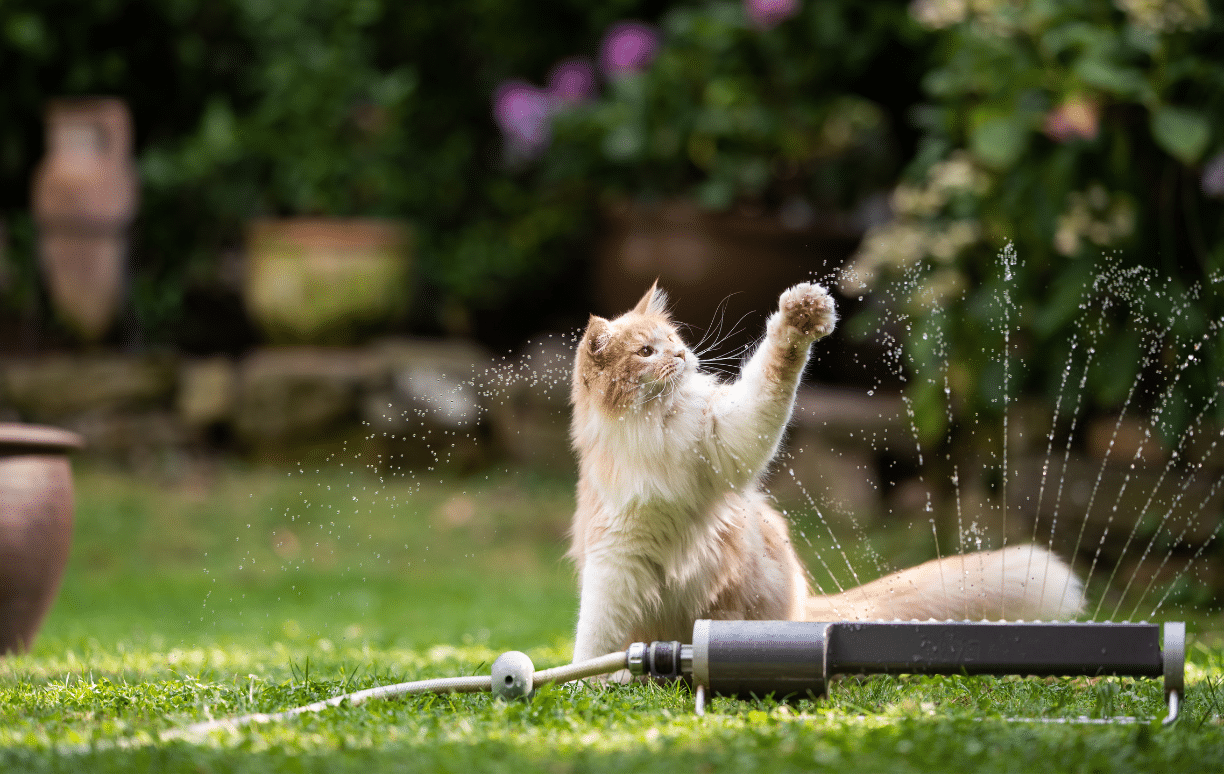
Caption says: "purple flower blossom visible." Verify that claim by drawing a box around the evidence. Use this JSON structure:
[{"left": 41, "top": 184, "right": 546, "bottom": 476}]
[
  {"left": 599, "top": 21, "right": 660, "bottom": 79},
  {"left": 547, "top": 57, "right": 598, "bottom": 105},
  {"left": 492, "top": 80, "right": 552, "bottom": 159},
  {"left": 1203, "top": 151, "right": 1224, "bottom": 198},
  {"left": 745, "top": 0, "right": 801, "bottom": 30}
]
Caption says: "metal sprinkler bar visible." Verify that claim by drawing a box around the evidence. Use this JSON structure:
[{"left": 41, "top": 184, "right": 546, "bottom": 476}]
[{"left": 625, "top": 620, "right": 1185, "bottom": 723}]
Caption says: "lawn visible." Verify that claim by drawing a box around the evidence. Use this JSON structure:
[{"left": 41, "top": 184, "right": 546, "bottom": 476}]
[{"left": 2, "top": 460, "right": 1222, "bottom": 772}]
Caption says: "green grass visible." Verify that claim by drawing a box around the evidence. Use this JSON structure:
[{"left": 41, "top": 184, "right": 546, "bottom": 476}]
[
  {"left": 46, "top": 461, "right": 579, "bottom": 651},
  {"left": 2, "top": 462, "right": 1223, "bottom": 772}
]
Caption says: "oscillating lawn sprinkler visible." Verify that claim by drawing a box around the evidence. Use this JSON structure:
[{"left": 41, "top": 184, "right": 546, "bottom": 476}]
[
  {"left": 609, "top": 619, "right": 1186, "bottom": 724},
  {"left": 490, "top": 619, "right": 1185, "bottom": 724},
  {"left": 173, "top": 619, "right": 1185, "bottom": 738}
]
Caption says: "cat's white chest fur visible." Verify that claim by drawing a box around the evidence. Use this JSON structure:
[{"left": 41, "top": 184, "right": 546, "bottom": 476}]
[{"left": 577, "top": 378, "right": 717, "bottom": 517}]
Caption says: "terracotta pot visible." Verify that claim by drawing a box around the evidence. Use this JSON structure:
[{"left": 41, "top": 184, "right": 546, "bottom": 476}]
[
  {"left": 244, "top": 218, "right": 412, "bottom": 345},
  {"left": 31, "top": 98, "right": 138, "bottom": 342},
  {"left": 0, "top": 423, "right": 82, "bottom": 655},
  {"left": 595, "top": 199, "right": 861, "bottom": 355}
]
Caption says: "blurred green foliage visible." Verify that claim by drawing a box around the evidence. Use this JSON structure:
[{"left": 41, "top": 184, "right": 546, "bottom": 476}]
[
  {"left": 846, "top": 0, "right": 1224, "bottom": 442},
  {"left": 1, "top": 0, "right": 1221, "bottom": 440},
  {"left": 546, "top": 0, "right": 925, "bottom": 213}
]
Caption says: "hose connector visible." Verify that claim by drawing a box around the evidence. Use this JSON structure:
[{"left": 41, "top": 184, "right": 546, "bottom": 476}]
[
  {"left": 626, "top": 642, "right": 647, "bottom": 676},
  {"left": 625, "top": 640, "right": 692, "bottom": 680}
]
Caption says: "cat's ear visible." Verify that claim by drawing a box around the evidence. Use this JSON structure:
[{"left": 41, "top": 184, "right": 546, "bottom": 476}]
[
  {"left": 632, "top": 280, "right": 669, "bottom": 316},
  {"left": 584, "top": 315, "right": 611, "bottom": 365}
]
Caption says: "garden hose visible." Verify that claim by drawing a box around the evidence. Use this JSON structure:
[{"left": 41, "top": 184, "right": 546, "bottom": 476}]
[{"left": 164, "top": 650, "right": 629, "bottom": 740}]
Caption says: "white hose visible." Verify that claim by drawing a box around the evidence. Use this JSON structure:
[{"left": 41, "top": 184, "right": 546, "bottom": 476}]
[
  {"left": 164, "top": 652, "right": 627, "bottom": 740},
  {"left": 533, "top": 651, "right": 628, "bottom": 686}
]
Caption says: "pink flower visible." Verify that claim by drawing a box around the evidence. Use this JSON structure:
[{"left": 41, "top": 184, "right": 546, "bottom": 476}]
[
  {"left": 745, "top": 0, "right": 801, "bottom": 30},
  {"left": 547, "top": 57, "right": 598, "bottom": 106},
  {"left": 1043, "top": 97, "right": 1100, "bottom": 143},
  {"left": 1203, "top": 152, "right": 1224, "bottom": 198},
  {"left": 599, "top": 21, "right": 660, "bottom": 79},
  {"left": 492, "top": 80, "right": 552, "bottom": 159}
]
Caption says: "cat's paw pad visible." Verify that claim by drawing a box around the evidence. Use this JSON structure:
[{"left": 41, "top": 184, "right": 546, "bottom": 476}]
[{"left": 779, "top": 282, "right": 836, "bottom": 338}]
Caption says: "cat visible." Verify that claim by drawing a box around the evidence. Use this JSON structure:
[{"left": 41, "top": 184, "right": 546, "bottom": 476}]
[{"left": 567, "top": 281, "right": 1083, "bottom": 663}]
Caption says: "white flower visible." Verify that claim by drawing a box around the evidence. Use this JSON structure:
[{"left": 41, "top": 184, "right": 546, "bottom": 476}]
[
  {"left": 1115, "top": 0, "right": 1211, "bottom": 34},
  {"left": 1054, "top": 184, "right": 1135, "bottom": 256}
]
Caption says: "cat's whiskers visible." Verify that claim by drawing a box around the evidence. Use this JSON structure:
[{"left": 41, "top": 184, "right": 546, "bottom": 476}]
[
  {"left": 638, "top": 359, "right": 689, "bottom": 408},
  {"left": 693, "top": 314, "right": 755, "bottom": 361},
  {"left": 696, "top": 353, "right": 747, "bottom": 367},
  {"left": 699, "top": 326, "right": 754, "bottom": 351},
  {"left": 687, "top": 292, "right": 740, "bottom": 355},
  {"left": 693, "top": 351, "right": 749, "bottom": 380},
  {"left": 696, "top": 347, "right": 755, "bottom": 377},
  {"left": 653, "top": 378, "right": 683, "bottom": 408}
]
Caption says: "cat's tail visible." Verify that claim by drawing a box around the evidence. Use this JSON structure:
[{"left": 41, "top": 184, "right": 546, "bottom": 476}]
[{"left": 803, "top": 544, "right": 1084, "bottom": 622}]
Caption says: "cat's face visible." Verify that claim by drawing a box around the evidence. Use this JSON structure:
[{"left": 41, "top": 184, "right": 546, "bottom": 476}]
[{"left": 573, "top": 283, "right": 695, "bottom": 413}]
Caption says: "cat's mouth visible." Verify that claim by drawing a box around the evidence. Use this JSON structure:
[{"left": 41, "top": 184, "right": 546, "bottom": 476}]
[{"left": 641, "top": 356, "right": 689, "bottom": 401}]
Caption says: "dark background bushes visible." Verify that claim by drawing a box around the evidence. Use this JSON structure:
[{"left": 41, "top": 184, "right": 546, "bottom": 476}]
[{"left": 1, "top": 0, "right": 1220, "bottom": 437}]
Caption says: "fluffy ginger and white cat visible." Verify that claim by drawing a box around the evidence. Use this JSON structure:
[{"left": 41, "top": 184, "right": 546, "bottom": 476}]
[{"left": 567, "top": 281, "right": 1082, "bottom": 663}]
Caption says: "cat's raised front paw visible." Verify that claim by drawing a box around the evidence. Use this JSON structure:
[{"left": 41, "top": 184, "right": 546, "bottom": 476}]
[{"left": 779, "top": 282, "right": 836, "bottom": 339}]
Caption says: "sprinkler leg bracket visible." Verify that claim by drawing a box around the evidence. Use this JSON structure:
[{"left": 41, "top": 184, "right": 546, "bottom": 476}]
[{"left": 1162, "top": 621, "right": 1185, "bottom": 725}]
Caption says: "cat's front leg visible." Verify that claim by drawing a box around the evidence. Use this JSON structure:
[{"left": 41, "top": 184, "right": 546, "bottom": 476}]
[
  {"left": 704, "top": 282, "right": 836, "bottom": 486},
  {"left": 572, "top": 556, "right": 654, "bottom": 664}
]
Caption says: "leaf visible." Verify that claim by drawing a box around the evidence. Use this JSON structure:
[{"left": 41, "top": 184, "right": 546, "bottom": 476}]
[
  {"left": 4, "top": 13, "right": 51, "bottom": 57},
  {"left": 695, "top": 178, "right": 734, "bottom": 209},
  {"left": 1075, "top": 58, "right": 1146, "bottom": 98},
  {"left": 909, "top": 372, "right": 949, "bottom": 446},
  {"left": 1033, "top": 264, "right": 1091, "bottom": 338},
  {"left": 969, "top": 116, "right": 1029, "bottom": 171},
  {"left": 602, "top": 123, "right": 645, "bottom": 161},
  {"left": 1092, "top": 329, "right": 1141, "bottom": 407},
  {"left": 1150, "top": 106, "right": 1211, "bottom": 165}
]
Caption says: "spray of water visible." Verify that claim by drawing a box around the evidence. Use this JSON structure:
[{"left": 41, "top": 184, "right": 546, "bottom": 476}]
[{"left": 211, "top": 251, "right": 1222, "bottom": 642}]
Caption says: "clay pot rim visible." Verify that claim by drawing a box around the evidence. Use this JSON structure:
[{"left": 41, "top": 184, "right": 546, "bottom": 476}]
[
  {"left": 246, "top": 218, "right": 411, "bottom": 251},
  {"left": 0, "top": 423, "right": 84, "bottom": 452}
]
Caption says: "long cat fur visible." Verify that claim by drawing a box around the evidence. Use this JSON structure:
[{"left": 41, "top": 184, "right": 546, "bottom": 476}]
[{"left": 567, "top": 281, "right": 1082, "bottom": 662}]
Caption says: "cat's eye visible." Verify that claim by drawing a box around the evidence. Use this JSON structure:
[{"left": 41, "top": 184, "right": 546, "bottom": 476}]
[{"left": 637, "top": 346, "right": 655, "bottom": 357}]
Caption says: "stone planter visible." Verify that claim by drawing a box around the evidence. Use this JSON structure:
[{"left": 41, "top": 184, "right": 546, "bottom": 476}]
[
  {"left": 244, "top": 219, "right": 412, "bottom": 345},
  {"left": 0, "top": 424, "right": 82, "bottom": 655},
  {"left": 594, "top": 199, "right": 861, "bottom": 358},
  {"left": 31, "top": 98, "right": 138, "bottom": 342}
]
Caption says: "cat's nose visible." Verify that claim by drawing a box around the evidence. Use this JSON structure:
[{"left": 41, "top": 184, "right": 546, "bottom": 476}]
[{"left": 676, "top": 350, "right": 686, "bottom": 360}]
